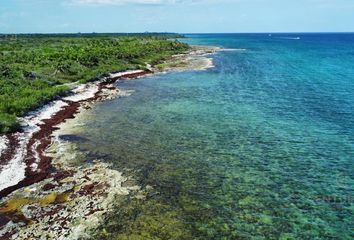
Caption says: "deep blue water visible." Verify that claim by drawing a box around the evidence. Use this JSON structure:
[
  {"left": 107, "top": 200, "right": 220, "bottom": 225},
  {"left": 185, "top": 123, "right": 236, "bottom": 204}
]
[{"left": 76, "top": 34, "right": 354, "bottom": 239}]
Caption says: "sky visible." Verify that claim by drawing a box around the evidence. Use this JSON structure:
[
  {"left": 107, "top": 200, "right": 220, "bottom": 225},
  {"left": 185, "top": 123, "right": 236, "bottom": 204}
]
[{"left": 0, "top": 0, "right": 354, "bottom": 33}]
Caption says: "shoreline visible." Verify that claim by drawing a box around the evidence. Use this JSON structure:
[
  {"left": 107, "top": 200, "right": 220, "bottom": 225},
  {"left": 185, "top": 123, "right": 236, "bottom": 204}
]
[
  {"left": 0, "top": 69, "right": 152, "bottom": 199},
  {"left": 0, "top": 46, "right": 219, "bottom": 239}
]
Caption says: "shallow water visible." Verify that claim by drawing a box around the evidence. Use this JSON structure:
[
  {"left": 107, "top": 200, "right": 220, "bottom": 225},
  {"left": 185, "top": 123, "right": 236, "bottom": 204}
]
[{"left": 70, "top": 34, "right": 353, "bottom": 239}]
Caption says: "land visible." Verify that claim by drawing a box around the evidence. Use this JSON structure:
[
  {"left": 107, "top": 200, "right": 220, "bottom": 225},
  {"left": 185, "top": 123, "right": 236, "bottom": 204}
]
[
  {"left": 0, "top": 34, "right": 219, "bottom": 239},
  {"left": 0, "top": 34, "right": 189, "bottom": 134}
]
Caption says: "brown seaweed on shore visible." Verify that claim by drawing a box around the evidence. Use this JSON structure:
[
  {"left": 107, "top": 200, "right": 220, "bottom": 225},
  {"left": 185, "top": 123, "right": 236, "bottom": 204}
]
[{"left": 0, "top": 70, "right": 152, "bottom": 199}]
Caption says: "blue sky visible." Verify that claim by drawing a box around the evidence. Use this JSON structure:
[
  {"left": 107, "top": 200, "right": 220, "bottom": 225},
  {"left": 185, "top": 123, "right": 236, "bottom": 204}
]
[{"left": 0, "top": 0, "right": 354, "bottom": 33}]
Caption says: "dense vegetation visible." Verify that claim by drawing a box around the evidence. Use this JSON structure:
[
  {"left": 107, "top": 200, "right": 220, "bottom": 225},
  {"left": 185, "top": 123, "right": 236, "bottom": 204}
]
[{"left": 0, "top": 34, "right": 189, "bottom": 133}]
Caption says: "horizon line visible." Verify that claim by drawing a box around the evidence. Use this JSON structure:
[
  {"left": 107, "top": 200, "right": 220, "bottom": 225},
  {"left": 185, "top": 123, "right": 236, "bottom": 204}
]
[{"left": 1, "top": 31, "right": 354, "bottom": 35}]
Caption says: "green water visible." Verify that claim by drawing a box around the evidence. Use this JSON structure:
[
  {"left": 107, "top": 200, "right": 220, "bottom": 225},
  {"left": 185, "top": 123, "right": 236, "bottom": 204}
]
[{"left": 68, "top": 34, "right": 353, "bottom": 239}]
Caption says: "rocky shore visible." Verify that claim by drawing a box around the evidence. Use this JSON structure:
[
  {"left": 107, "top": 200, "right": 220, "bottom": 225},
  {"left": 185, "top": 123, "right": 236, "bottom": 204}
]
[{"left": 0, "top": 46, "right": 219, "bottom": 239}]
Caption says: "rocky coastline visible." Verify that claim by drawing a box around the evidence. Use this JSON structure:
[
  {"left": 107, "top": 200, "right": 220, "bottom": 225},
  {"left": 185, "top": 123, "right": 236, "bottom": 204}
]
[{"left": 0, "top": 46, "right": 219, "bottom": 239}]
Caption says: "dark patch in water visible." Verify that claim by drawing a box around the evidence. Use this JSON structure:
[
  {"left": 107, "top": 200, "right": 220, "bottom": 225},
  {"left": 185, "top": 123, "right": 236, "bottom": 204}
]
[
  {"left": 59, "top": 134, "right": 88, "bottom": 142},
  {"left": 85, "top": 151, "right": 112, "bottom": 162}
]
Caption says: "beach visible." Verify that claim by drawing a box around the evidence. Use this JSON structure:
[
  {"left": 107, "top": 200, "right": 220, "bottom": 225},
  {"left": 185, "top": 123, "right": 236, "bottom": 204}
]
[{"left": 0, "top": 46, "right": 218, "bottom": 239}]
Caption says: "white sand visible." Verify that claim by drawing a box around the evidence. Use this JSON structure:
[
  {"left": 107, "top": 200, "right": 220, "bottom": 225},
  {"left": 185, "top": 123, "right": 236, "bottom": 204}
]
[
  {"left": 0, "top": 135, "right": 8, "bottom": 157},
  {"left": 64, "top": 84, "right": 99, "bottom": 102},
  {"left": 0, "top": 100, "right": 70, "bottom": 191},
  {"left": 0, "top": 100, "right": 69, "bottom": 191},
  {"left": 30, "top": 140, "right": 41, "bottom": 171},
  {"left": 0, "top": 133, "right": 27, "bottom": 191},
  {"left": 21, "top": 100, "right": 69, "bottom": 132},
  {"left": 109, "top": 70, "right": 145, "bottom": 79}
]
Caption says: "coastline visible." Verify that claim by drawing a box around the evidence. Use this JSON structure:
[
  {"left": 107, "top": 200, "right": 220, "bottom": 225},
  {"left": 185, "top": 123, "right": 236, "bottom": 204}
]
[
  {"left": 0, "top": 69, "right": 152, "bottom": 199},
  {"left": 0, "top": 46, "right": 219, "bottom": 239}
]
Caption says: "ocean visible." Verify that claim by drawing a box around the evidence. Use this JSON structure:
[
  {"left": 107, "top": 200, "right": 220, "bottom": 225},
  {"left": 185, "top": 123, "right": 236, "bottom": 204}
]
[{"left": 67, "top": 34, "right": 354, "bottom": 239}]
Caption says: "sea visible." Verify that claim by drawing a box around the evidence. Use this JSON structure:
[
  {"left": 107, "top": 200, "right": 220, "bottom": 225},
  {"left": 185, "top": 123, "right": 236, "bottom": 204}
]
[{"left": 66, "top": 33, "right": 354, "bottom": 239}]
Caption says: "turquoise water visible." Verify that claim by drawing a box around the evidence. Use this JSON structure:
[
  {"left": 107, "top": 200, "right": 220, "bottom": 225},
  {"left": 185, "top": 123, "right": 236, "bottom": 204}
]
[{"left": 74, "top": 34, "right": 353, "bottom": 239}]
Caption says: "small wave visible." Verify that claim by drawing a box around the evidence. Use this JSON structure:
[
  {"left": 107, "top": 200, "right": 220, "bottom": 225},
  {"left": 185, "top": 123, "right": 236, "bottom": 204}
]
[
  {"left": 277, "top": 37, "right": 301, "bottom": 40},
  {"left": 220, "top": 48, "right": 247, "bottom": 52},
  {"left": 117, "top": 89, "right": 135, "bottom": 97}
]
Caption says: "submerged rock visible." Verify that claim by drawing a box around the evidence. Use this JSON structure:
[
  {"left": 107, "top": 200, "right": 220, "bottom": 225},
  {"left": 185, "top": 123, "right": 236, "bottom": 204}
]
[{"left": 59, "top": 134, "right": 88, "bottom": 142}]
